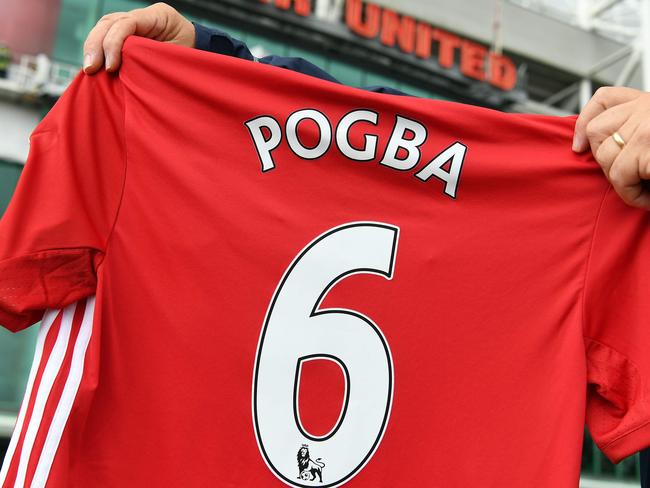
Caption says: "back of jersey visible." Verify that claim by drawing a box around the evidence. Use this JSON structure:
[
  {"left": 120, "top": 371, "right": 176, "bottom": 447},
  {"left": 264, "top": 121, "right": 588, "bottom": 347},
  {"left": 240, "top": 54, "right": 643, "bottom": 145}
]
[{"left": 1, "top": 36, "right": 650, "bottom": 488}]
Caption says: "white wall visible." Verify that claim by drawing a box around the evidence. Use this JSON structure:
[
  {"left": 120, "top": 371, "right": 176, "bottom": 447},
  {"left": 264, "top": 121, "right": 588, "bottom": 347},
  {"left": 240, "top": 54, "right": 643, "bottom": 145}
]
[{"left": 0, "top": 100, "right": 41, "bottom": 165}]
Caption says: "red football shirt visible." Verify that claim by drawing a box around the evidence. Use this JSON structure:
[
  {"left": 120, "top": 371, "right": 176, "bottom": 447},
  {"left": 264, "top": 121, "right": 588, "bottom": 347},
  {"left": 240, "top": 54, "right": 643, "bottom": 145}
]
[{"left": 0, "top": 37, "right": 649, "bottom": 488}]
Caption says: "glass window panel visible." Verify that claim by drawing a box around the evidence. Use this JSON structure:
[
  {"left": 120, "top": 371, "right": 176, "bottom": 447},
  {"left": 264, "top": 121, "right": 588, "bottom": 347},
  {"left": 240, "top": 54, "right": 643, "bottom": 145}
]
[
  {"left": 101, "top": 0, "right": 147, "bottom": 14},
  {"left": 399, "top": 83, "right": 437, "bottom": 99},
  {"left": 326, "top": 60, "right": 363, "bottom": 87},
  {"left": 364, "top": 71, "right": 399, "bottom": 91},
  {"left": 0, "top": 161, "right": 36, "bottom": 414},
  {"left": 53, "top": 0, "right": 148, "bottom": 64},
  {"left": 424, "top": 92, "right": 451, "bottom": 101},
  {"left": 245, "top": 34, "right": 288, "bottom": 57},
  {"left": 0, "top": 161, "right": 22, "bottom": 217},
  {"left": 0, "top": 327, "right": 38, "bottom": 413},
  {"left": 53, "top": 0, "right": 100, "bottom": 64}
]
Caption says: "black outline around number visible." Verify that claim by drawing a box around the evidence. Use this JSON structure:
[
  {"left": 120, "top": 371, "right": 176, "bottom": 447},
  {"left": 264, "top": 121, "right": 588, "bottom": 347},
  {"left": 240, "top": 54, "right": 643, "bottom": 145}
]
[
  {"left": 293, "top": 354, "right": 350, "bottom": 442},
  {"left": 252, "top": 222, "right": 399, "bottom": 488}
]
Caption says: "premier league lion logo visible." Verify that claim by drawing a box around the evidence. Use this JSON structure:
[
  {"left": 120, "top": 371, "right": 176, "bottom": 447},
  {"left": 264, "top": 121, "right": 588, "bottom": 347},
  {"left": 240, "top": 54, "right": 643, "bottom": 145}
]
[{"left": 297, "top": 444, "right": 325, "bottom": 482}]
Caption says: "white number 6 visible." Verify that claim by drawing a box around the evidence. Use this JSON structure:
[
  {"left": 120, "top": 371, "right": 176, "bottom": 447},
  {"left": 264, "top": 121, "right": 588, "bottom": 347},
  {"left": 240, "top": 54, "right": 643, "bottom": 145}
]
[{"left": 253, "top": 222, "right": 398, "bottom": 487}]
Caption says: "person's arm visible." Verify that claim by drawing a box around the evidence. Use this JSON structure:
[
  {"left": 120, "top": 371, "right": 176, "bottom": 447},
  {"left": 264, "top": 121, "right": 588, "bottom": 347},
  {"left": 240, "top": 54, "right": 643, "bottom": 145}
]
[{"left": 193, "top": 23, "right": 408, "bottom": 95}]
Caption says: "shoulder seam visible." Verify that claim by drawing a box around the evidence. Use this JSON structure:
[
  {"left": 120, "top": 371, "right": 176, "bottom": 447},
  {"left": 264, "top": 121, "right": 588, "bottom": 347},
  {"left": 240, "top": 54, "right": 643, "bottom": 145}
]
[
  {"left": 98, "top": 76, "right": 128, "bottom": 268},
  {"left": 580, "top": 184, "right": 612, "bottom": 338}
]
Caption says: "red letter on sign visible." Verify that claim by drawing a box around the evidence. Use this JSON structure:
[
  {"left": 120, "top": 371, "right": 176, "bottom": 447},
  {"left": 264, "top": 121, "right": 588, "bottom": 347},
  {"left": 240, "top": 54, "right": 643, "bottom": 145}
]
[
  {"left": 489, "top": 53, "right": 517, "bottom": 90},
  {"left": 460, "top": 40, "right": 487, "bottom": 81},
  {"left": 380, "top": 9, "right": 416, "bottom": 54},
  {"left": 432, "top": 29, "right": 462, "bottom": 69},
  {"left": 415, "top": 23, "right": 432, "bottom": 59},
  {"left": 294, "top": 0, "right": 311, "bottom": 16},
  {"left": 346, "top": 0, "right": 381, "bottom": 39}
]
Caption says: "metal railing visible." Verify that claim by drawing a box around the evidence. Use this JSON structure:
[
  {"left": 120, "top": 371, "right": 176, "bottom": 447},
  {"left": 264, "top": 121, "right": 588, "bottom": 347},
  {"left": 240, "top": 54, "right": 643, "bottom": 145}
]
[{"left": 0, "top": 54, "right": 78, "bottom": 100}]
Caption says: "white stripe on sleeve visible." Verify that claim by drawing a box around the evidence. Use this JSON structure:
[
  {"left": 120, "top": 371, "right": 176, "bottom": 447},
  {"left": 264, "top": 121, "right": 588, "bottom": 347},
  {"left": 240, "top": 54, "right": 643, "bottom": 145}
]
[
  {"left": 31, "top": 297, "right": 95, "bottom": 488},
  {"left": 13, "top": 303, "right": 76, "bottom": 488},
  {"left": 0, "top": 309, "right": 59, "bottom": 487}
]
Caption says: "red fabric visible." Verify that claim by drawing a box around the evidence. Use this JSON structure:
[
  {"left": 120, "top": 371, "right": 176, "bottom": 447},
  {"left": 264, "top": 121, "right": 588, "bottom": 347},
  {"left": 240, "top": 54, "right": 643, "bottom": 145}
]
[
  {"left": 0, "top": 36, "right": 649, "bottom": 487},
  {"left": 0, "top": 66, "right": 126, "bottom": 332},
  {"left": 24, "top": 302, "right": 86, "bottom": 487},
  {"left": 1, "top": 310, "right": 62, "bottom": 487},
  {"left": 0, "top": 250, "right": 98, "bottom": 332},
  {"left": 583, "top": 187, "right": 650, "bottom": 462}
]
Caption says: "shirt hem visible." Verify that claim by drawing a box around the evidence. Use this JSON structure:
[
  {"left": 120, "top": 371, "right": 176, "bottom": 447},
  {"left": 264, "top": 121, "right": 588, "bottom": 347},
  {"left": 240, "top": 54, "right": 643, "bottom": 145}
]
[{"left": 601, "top": 420, "right": 650, "bottom": 463}]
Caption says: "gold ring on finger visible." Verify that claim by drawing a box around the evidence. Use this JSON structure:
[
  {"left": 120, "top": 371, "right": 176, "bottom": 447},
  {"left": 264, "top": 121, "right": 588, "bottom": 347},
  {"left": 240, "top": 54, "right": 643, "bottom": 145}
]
[{"left": 612, "top": 131, "right": 626, "bottom": 149}]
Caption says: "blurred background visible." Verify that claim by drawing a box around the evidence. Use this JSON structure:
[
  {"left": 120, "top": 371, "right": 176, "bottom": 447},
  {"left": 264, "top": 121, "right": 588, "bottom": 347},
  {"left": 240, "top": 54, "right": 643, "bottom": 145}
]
[{"left": 0, "top": 0, "right": 648, "bottom": 486}]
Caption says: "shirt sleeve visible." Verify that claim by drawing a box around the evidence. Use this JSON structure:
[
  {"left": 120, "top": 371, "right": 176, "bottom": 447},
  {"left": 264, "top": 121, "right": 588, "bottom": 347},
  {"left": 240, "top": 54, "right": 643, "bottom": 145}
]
[
  {"left": 583, "top": 186, "right": 650, "bottom": 463},
  {"left": 0, "top": 69, "right": 126, "bottom": 332}
]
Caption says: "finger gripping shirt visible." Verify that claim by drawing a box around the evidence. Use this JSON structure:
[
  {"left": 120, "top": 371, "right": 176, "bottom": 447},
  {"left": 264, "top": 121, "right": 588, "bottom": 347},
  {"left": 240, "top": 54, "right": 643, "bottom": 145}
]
[{"left": 0, "top": 36, "right": 649, "bottom": 488}]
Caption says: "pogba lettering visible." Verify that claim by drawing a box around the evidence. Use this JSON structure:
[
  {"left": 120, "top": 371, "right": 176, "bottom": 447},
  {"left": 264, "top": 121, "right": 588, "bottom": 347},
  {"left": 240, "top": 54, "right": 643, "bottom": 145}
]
[{"left": 245, "top": 108, "right": 467, "bottom": 199}]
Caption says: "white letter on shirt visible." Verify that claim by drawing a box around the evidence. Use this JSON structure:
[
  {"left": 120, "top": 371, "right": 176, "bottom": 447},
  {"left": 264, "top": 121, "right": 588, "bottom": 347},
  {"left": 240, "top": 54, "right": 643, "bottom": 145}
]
[
  {"left": 286, "top": 109, "right": 332, "bottom": 160},
  {"left": 415, "top": 141, "right": 467, "bottom": 198},
  {"left": 379, "top": 116, "right": 427, "bottom": 171},
  {"left": 336, "top": 110, "right": 379, "bottom": 162},
  {"left": 245, "top": 116, "right": 283, "bottom": 172}
]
